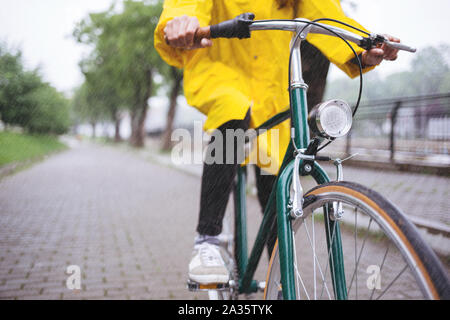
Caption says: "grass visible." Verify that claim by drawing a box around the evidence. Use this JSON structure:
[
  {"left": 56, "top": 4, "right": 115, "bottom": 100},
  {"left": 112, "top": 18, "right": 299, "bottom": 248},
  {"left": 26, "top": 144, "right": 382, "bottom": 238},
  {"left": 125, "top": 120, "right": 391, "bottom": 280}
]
[{"left": 0, "top": 131, "right": 67, "bottom": 167}]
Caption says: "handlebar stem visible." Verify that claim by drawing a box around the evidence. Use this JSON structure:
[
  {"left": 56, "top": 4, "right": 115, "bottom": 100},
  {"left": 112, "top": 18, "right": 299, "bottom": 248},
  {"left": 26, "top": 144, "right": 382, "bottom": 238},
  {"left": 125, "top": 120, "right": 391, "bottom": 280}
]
[{"left": 290, "top": 24, "right": 311, "bottom": 89}]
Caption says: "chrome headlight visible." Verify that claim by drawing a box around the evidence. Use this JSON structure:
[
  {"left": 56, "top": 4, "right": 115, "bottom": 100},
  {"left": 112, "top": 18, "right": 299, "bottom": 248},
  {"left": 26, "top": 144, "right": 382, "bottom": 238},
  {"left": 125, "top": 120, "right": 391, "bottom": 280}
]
[{"left": 308, "top": 99, "right": 353, "bottom": 139}]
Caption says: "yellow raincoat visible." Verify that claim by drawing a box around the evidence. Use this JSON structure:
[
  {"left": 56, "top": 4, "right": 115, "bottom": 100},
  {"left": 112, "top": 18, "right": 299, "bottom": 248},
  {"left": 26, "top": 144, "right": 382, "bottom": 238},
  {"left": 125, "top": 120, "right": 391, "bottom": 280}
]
[{"left": 154, "top": 0, "right": 374, "bottom": 174}]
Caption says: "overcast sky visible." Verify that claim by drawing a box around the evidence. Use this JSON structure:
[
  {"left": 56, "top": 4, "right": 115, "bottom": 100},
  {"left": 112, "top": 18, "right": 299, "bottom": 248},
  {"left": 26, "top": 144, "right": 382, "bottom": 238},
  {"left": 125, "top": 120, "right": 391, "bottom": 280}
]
[{"left": 1, "top": 0, "right": 449, "bottom": 94}]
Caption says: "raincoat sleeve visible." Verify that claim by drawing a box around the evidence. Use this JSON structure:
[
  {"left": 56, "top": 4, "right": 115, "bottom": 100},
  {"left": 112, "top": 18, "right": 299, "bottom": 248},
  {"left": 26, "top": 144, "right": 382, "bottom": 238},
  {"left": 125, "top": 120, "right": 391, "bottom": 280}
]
[
  {"left": 298, "top": 0, "right": 376, "bottom": 78},
  {"left": 154, "top": 0, "right": 213, "bottom": 69}
]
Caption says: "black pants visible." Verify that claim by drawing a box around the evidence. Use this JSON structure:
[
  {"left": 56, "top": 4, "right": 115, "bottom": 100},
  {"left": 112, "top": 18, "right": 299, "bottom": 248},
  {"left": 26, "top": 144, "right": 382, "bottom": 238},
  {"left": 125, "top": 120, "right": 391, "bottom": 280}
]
[{"left": 196, "top": 112, "right": 278, "bottom": 253}]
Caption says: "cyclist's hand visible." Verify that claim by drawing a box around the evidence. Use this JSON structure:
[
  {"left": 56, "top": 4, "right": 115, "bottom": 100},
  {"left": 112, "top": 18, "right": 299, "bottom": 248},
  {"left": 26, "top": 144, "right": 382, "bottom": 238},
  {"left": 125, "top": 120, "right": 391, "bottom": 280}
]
[
  {"left": 362, "top": 34, "right": 400, "bottom": 67},
  {"left": 164, "top": 15, "right": 212, "bottom": 49}
]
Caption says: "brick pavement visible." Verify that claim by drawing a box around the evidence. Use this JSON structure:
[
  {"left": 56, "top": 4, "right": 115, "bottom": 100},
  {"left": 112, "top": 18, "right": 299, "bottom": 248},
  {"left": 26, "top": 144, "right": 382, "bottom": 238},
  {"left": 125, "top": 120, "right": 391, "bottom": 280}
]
[
  {"left": 0, "top": 140, "right": 448, "bottom": 300},
  {"left": 0, "top": 141, "right": 269, "bottom": 300}
]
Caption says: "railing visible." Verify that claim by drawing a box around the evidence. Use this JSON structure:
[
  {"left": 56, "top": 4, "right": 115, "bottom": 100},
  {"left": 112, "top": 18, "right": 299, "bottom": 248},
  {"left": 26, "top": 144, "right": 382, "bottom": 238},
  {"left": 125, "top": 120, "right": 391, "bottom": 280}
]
[{"left": 329, "top": 93, "right": 450, "bottom": 168}]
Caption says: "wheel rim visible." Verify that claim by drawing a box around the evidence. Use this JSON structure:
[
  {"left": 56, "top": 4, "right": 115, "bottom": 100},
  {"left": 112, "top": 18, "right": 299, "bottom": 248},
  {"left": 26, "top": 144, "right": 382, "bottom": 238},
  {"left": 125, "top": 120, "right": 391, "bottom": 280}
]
[{"left": 265, "top": 189, "right": 437, "bottom": 300}]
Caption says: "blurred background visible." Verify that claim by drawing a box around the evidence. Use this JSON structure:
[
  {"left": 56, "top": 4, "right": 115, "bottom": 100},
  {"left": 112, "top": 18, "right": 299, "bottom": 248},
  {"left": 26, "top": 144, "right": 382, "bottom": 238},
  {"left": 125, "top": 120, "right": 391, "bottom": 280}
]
[
  {"left": 0, "top": 0, "right": 448, "bottom": 300},
  {"left": 1, "top": 0, "right": 449, "bottom": 164}
]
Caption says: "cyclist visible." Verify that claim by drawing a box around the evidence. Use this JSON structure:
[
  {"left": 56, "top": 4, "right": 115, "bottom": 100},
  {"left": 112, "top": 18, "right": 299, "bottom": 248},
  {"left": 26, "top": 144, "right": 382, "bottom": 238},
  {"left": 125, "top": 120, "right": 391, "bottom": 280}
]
[{"left": 154, "top": 0, "right": 400, "bottom": 285}]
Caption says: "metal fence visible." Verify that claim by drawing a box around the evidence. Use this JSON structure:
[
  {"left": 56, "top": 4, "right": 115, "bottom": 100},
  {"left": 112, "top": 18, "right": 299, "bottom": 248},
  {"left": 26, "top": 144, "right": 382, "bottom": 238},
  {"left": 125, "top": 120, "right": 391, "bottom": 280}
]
[{"left": 329, "top": 93, "right": 450, "bottom": 167}]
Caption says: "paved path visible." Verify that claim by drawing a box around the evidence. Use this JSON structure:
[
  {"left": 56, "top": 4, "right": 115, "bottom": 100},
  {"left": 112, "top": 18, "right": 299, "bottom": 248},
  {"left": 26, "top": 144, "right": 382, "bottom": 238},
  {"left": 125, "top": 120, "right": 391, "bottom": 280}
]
[
  {"left": 0, "top": 141, "right": 266, "bottom": 300},
  {"left": 0, "top": 140, "right": 448, "bottom": 300}
]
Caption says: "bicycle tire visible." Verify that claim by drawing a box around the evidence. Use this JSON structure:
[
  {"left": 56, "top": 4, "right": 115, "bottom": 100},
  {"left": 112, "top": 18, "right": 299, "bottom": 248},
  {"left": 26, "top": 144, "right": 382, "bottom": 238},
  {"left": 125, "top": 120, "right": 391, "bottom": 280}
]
[{"left": 264, "top": 181, "right": 450, "bottom": 300}]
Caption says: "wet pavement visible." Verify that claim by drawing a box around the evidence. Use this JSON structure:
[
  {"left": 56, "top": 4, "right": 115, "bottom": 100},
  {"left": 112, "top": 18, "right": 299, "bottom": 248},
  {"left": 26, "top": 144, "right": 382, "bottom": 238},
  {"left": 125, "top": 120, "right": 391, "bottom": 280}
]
[{"left": 0, "top": 140, "right": 448, "bottom": 300}]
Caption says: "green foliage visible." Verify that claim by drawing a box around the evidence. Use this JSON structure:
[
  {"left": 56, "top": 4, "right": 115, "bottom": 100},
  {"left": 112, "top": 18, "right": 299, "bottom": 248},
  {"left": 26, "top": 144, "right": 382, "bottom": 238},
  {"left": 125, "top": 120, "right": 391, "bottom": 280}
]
[
  {"left": 0, "top": 45, "right": 41, "bottom": 127},
  {"left": 0, "top": 42, "right": 71, "bottom": 134},
  {"left": 0, "top": 131, "right": 67, "bottom": 166},
  {"left": 73, "top": 0, "right": 165, "bottom": 126},
  {"left": 71, "top": 82, "right": 107, "bottom": 125},
  {"left": 325, "top": 44, "right": 450, "bottom": 102},
  {"left": 26, "top": 84, "right": 71, "bottom": 134}
]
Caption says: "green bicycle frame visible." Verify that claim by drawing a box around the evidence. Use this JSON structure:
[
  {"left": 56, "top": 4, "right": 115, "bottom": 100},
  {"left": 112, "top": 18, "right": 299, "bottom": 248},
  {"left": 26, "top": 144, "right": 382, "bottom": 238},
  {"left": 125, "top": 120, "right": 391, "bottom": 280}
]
[
  {"left": 212, "top": 13, "right": 416, "bottom": 299},
  {"left": 235, "top": 86, "right": 348, "bottom": 299}
]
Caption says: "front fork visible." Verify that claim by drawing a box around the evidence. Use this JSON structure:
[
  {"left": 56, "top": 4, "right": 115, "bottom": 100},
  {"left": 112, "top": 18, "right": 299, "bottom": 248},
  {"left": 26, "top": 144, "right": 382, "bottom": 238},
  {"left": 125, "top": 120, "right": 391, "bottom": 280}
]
[
  {"left": 276, "top": 156, "right": 347, "bottom": 300},
  {"left": 276, "top": 86, "right": 348, "bottom": 300}
]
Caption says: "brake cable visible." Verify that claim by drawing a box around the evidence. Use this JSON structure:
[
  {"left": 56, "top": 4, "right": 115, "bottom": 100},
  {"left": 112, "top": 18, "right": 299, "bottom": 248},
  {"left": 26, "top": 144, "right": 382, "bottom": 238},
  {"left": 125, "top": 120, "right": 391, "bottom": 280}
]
[{"left": 251, "top": 18, "right": 365, "bottom": 152}]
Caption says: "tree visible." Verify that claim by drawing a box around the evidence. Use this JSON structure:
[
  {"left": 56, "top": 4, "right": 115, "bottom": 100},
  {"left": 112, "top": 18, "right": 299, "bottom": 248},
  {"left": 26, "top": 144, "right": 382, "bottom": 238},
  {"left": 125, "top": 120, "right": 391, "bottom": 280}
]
[
  {"left": 0, "top": 43, "right": 70, "bottom": 134},
  {"left": 71, "top": 82, "right": 107, "bottom": 138},
  {"left": 74, "top": 0, "right": 165, "bottom": 147},
  {"left": 406, "top": 44, "right": 450, "bottom": 96},
  {"left": 324, "top": 44, "right": 450, "bottom": 103},
  {"left": 26, "top": 84, "right": 70, "bottom": 134},
  {"left": 80, "top": 59, "right": 125, "bottom": 142},
  {"left": 161, "top": 66, "right": 183, "bottom": 151},
  {"left": 0, "top": 45, "right": 41, "bottom": 128}
]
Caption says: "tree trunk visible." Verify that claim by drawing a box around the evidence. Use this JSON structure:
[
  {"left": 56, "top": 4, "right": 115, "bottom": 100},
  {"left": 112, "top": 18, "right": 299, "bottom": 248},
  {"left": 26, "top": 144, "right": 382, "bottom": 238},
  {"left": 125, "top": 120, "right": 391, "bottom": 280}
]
[
  {"left": 110, "top": 107, "right": 122, "bottom": 143},
  {"left": 161, "top": 67, "right": 183, "bottom": 151},
  {"left": 91, "top": 122, "right": 97, "bottom": 139},
  {"left": 300, "top": 41, "right": 331, "bottom": 111},
  {"left": 129, "top": 69, "right": 152, "bottom": 148},
  {"left": 114, "top": 113, "right": 122, "bottom": 143},
  {"left": 130, "top": 105, "right": 148, "bottom": 147}
]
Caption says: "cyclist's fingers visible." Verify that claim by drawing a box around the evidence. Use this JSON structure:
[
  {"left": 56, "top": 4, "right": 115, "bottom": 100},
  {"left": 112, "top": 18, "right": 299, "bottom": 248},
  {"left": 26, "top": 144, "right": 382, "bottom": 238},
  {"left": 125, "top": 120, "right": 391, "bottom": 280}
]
[
  {"left": 164, "top": 21, "right": 174, "bottom": 45},
  {"left": 165, "top": 18, "right": 181, "bottom": 47},
  {"left": 371, "top": 48, "right": 385, "bottom": 55},
  {"left": 384, "top": 44, "right": 399, "bottom": 60},
  {"left": 363, "top": 48, "right": 384, "bottom": 66},
  {"left": 200, "top": 38, "right": 213, "bottom": 48},
  {"left": 175, "top": 16, "right": 189, "bottom": 47},
  {"left": 185, "top": 18, "right": 199, "bottom": 48},
  {"left": 186, "top": 38, "right": 212, "bottom": 50},
  {"left": 187, "top": 38, "right": 212, "bottom": 50},
  {"left": 382, "top": 34, "right": 400, "bottom": 61},
  {"left": 383, "top": 45, "right": 398, "bottom": 61},
  {"left": 384, "top": 34, "right": 400, "bottom": 43},
  {"left": 369, "top": 48, "right": 385, "bottom": 61},
  {"left": 380, "top": 43, "right": 398, "bottom": 61}
]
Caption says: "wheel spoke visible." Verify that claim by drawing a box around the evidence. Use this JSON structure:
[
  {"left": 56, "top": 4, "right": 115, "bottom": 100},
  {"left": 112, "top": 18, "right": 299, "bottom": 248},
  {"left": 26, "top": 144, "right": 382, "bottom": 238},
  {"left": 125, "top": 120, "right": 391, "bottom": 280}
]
[
  {"left": 355, "top": 208, "right": 358, "bottom": 299},
  {"left": 320, "top": 209, "right": 339, "bottom": 299},
  {"left": 375, "top": 264, "right": 408, "bottom": 300},
  {"left": 292, "top": 230, "right": 301, "bottom": 299},
  {"left": 303, "top": 214, "right": 332, "bottom": 300},
  {"left": 369, "top": 245, "right": 390, "bottom": 300},
  {"left": 312, "top": 210, "right": 317, "bottom": 300},
  {"left": 292, "top": 230, "right": 310, "bottom": 300},
  {"left": 267, "top": 184, "right": 434, "bottom": 301},
  {"left": 348, "top": 215, "right": 373, "bottom": 297}
]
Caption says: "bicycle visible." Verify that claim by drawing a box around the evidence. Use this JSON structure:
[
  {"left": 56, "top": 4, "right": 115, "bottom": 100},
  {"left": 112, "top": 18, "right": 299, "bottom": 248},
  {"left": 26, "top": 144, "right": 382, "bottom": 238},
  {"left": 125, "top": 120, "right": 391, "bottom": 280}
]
[{"left": 186, "top": 13, "right": 450, "bottom": 300}]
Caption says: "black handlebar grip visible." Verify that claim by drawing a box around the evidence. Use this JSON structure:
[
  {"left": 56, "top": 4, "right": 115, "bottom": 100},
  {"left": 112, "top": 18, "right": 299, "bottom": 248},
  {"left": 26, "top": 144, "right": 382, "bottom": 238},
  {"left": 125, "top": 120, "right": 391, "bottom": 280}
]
[{"left": 210, "top": 13, "right": 255, "bottom": 39}]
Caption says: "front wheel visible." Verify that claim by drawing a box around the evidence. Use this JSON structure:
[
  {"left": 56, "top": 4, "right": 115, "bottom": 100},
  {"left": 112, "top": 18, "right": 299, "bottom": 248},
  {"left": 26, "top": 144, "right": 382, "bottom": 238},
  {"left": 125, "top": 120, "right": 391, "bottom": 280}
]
[{"left": 264, "top": 181, "right": 449, "bottom": 300}]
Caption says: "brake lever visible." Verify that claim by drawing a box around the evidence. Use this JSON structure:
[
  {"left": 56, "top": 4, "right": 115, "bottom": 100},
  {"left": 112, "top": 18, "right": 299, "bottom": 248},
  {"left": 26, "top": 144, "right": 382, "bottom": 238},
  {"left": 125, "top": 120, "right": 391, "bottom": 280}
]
[{"left": 361, "top": 33, "right": 416, "bottom": 53}]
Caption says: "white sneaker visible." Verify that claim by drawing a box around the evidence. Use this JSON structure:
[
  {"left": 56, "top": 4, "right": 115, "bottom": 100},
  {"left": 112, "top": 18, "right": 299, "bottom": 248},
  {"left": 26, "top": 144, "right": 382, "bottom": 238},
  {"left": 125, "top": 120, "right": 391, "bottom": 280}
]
[{"left": 188, "top": 242, "right": 230, "bottom": 284}]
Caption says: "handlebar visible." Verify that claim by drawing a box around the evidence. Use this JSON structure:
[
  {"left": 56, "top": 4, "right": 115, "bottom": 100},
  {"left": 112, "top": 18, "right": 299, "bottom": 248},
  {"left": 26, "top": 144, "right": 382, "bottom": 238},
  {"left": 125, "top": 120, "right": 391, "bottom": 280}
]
[
  {"left": 192, "top": 13, "right": 416, "bottom": 53},
  {"left": 383, "top": 40, "right": 416, "bottom": 53}
]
